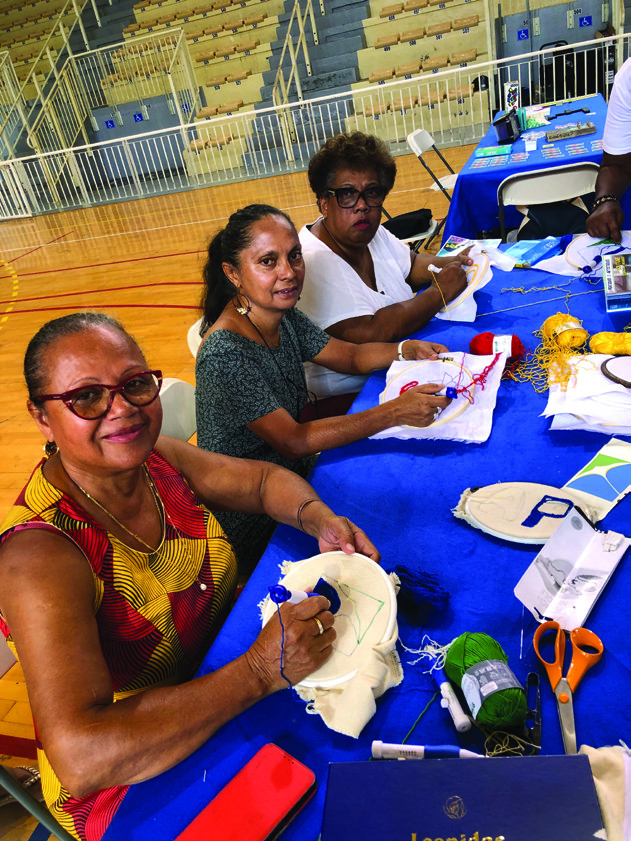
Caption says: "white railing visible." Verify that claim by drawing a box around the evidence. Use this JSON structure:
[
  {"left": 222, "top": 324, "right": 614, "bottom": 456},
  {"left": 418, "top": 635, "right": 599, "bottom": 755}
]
[
  {"left": 26, "top": 30, "right": 198, "bottom": 158},
  {"left": 0, "top": 52, "right": 27, "bottom": 161},
  {"left": 272, "top": 0, "right": 322, "bottom": 113},
  {"left": 0, "top": 0, "right": 93, "bottom": 159},
  {"left": 0, "top": 34, "right": 628, "bottom": 220}
]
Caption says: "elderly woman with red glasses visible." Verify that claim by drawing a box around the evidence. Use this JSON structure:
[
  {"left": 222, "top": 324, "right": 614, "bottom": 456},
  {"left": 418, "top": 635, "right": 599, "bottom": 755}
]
[
  {"left": 298, "top": 131, "right": 472, "bottom": 415},
  {"left": 0, "top": 312, "right": 377, "bottom": 841}
]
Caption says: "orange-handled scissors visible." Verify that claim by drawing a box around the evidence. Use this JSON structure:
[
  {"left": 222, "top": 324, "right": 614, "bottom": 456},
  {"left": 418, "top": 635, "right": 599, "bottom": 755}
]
[{"left": 533, "top": 620, "right": 604, "bottom": 755}]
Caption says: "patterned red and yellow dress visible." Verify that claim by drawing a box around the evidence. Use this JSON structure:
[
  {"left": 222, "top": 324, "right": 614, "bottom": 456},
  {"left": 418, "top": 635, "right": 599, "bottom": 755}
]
[{"left": 0, "top": 449, "right": 238, "bottom": 841}]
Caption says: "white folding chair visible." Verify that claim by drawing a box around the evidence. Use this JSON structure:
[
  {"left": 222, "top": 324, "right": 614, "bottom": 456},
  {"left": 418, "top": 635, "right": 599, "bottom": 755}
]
[
  {"left": 406, "top": 129, "right": 457, "bottom": 249},
  {"left": 160, "top": 378, "right": 197, "bottom": 441},
  {"left": 497, "top": 162, "right": 599, "bottom": 242},
  {"left": 187, "top": 317, "right": 204, "bottom": 358}
]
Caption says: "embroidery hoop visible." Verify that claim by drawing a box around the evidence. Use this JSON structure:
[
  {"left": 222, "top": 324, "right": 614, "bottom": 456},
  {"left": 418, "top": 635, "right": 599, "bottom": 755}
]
[
  {"left": 261, "top": 552, "right": 397, "bottom": 689},
  {"left": 439, "top": 252, "right": 490, "bottom": 315},
  {"left": 565, "top": 231, "right": 631, "bottom": 270},
  {"left": 601, "top": 355, "right": 631, "bottom": 388},
  {"left": 381, "top": 358, "right": 474, "bottom": 427},
  {"left": 455, "top": 482, "right": 596, "bottom": 543}
]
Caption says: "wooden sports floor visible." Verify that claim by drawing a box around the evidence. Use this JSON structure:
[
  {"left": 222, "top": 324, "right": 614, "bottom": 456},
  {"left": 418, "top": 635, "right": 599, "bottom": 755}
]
[{"left": 0, "top": 143, "right": 473, "bottom": 839}]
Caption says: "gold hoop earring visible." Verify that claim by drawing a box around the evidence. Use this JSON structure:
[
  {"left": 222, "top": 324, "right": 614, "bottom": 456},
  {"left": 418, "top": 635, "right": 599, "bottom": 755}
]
[
  {"left": 233, "top": 293, "right": 251, "bottom": 316},
  {"left": 43, "top": 440, "right": 58, "bottom": 458}
]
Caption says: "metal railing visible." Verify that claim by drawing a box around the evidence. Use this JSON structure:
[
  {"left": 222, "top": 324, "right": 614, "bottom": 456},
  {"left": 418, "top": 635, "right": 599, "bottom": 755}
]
[
  {"left": 0, "top": 0, "right": 97, "bottom": 159},
  {"left": 0, "top": 52, "right": 27, "bottom": 161},
  {"left": 26, "top": 29, "right": 198, "bottom": 158},
  {"left": 0, "top": 34, "right": 628, "bottom": 220},
  {"left": 272, "top": 0, "right": 322, "bottom": 163}
]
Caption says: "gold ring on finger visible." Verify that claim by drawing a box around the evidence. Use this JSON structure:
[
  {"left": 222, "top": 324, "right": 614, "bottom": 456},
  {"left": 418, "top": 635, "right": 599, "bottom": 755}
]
[{"left": 313, "top": 616, "right": 325, "bottom": 635}]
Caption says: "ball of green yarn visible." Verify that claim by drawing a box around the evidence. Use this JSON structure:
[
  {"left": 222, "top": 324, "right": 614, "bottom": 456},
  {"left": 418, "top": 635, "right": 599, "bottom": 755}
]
[{"left": 444, "top": 632, "right": 527, "bottom": 729}]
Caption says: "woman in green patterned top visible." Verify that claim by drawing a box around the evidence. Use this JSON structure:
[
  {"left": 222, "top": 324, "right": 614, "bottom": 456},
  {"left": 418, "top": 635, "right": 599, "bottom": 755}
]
[{"left": 195, "top": 204, "right": 451, "bottom": 570}]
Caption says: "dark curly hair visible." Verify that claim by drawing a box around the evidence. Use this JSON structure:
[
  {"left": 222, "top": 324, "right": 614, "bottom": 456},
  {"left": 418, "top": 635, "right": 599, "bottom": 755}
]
[
  {"left": 25, "top": 312, "right": 138, "bottom": 404},
  {"left": 307, "top": 132, "right": 397, "bottom": 204},
  {"left": 200, "top": 204, "right": 294, "bottom": 331}
]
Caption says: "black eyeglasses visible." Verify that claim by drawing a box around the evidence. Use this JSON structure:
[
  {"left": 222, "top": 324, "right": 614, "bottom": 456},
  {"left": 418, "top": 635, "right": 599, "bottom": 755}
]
[
  {"left": 325, "top": 185, "right": 386, "bottom": 209},
  {"left": 36, "top": 370, "right": 163, "bottom": 420}
]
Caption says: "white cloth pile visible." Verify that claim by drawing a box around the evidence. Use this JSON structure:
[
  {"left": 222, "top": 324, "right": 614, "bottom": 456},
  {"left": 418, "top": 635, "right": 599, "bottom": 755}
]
[{"left": 543, "top": 354, "right": 631, "bottom": 434}]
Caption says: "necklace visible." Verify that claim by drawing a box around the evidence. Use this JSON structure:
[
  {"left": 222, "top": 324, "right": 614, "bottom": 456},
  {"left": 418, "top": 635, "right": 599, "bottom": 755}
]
[
  {"left": 73, "top": 466, "right": 165, "bottom": 555},
  {"left": 245, "top": 312, "right": 318, "bottom": 417},
  {"left": 72, "top": 466, "right": 209, "bottom": 592}
]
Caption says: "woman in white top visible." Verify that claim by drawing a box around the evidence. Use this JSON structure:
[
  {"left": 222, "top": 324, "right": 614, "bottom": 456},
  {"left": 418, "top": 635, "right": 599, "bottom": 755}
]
[{"left": 298, "top": 131, "right": 471, "bottom": 406}]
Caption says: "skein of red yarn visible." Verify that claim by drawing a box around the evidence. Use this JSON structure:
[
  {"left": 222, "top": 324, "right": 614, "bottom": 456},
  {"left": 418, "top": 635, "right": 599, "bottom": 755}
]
[{"left": 469, "top": 332, "right": 525, "bottom": 363}]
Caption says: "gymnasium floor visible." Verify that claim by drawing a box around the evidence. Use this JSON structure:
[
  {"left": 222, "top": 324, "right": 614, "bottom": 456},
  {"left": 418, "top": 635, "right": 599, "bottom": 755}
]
[{"left": 0, "top": 143, "right": 472, "bottom": 839}]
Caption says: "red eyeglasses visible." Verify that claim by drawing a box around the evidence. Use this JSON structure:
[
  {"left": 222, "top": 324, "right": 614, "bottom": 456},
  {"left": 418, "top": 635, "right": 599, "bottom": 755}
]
[{"left": 36, "top": 370, "right": 163, "bottom": 420}]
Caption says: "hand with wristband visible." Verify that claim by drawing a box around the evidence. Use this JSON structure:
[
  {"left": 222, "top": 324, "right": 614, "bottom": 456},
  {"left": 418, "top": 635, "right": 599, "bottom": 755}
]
[{"left": 586, "top": 192, "right": 625, "bottom": 243}]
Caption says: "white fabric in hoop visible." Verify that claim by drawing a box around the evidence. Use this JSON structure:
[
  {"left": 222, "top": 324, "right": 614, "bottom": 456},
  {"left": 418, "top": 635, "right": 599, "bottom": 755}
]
[
  {"left": 453, "top": 482, "right": 600, "bottom": 544},
  {"left": 535, "top": 231, "right": 631, "bottom": 276},
  {"left": 372, "top": 352, "right": 506, "bottom": 444},
  {"left": 260, "top": 552, "right": 401, "bottom": 738},
  {"left": 433, "top": 248, "right": 492, "bottom": 323}
]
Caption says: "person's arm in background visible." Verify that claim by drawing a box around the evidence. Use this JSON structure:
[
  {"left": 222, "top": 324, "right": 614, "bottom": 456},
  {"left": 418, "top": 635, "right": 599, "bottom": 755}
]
[
  {"left": 585, "top": 151, "right": 631, "bottom": 242},
  {"left": 586, "top": 58, "right": 631, "bottom": 243}
]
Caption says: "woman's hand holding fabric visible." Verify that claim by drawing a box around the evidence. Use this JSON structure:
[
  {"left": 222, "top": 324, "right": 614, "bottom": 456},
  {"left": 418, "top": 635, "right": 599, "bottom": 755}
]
[
  {"left": 433, "top": 246, "right": 474, "bottom": 269},
  {"left": 313, "top": 511, "right": 380, "bottom": 561},
  {"left": 245, "top": 596, "right": 335, "bottom": 691},
  {"left": 586, "top": 201, "right": 624, "bottom": 242},
  {"left": 431, "top": 261, "right": 468, "bottom": 302},
  {"left": 401, "top": 339, "right": 448, "bottom": 360}
]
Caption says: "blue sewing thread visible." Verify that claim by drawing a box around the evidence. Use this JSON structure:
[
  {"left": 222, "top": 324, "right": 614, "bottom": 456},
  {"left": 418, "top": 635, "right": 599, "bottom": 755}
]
[
  {"left": 274, "top": 602, "right": 293, "bottom": 689},
  {"left": 268, "top": 582, "right": 339, "bottom": 690}
]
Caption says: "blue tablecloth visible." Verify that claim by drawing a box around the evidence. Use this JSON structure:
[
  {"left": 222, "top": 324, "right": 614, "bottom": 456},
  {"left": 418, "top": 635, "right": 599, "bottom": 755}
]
[
  {"left": 442, "top": 95, "right": 614, "bottom": 241},
  {"left": 105, "top": 263, "right": 631, "bottom": 841}
]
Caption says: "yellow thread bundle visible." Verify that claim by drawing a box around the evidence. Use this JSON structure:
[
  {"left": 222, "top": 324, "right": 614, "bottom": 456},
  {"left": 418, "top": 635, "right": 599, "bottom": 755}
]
[
  {"left": 513, "top": 311, "right": 589, "bottom": 392},
  {"left": 590, "top": 332, "right": 631, "bottom": 355},
  {"left": 540, "top": 313, "right": 589, "bottom": 348}
]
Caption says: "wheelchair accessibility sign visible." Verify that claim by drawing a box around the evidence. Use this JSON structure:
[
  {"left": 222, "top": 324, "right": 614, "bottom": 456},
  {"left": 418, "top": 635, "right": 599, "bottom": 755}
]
[
  {"left": 579, "top": 15, "right": 592, "bottom": 26},
  {"left": 517, "top": 28, "right": 529, "bottom": 40}
]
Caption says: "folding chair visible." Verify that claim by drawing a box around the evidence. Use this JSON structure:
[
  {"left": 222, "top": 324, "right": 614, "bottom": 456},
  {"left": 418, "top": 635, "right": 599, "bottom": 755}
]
[
  {"left": 0, "top": 765, "right": 75, "bottom": 841},
  {"left": 160, "top": 378, "right": 197, "bottom": 441},
  {"left": 187, "top": 317, "right": 204, "bottom": 358},
  {"left": 406, "top": 129, "right": 457, "bottom": 249},
  {"left": 497, "top": 161, "right": 599, "bottom": 242}
]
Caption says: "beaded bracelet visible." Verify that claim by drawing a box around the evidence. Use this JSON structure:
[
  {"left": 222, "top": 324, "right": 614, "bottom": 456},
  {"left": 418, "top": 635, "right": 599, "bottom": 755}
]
[
  {"left": 296, "top": 497, "right": 319, "bottom": 532},
  {"left": 591, "top": 195, "right": 621, "bottom": 213}
]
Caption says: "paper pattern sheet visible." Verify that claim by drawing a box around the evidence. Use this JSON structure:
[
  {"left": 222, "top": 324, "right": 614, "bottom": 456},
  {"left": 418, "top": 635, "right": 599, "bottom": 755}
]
[
  {"left": 514, "top": 507, "right": 630, "bottom": 631},
  {"left": 562, "top": 437, "right": 631, "bottom": 520}
]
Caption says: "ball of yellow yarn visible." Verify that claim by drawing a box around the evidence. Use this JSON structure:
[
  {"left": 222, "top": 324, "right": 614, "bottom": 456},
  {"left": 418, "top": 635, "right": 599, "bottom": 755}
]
[
  {"left": 541, "top": 313, "right": 589, "bottom": 349},
  {"left": 590, "top": 332, "right": 631, "bottom": 355}
]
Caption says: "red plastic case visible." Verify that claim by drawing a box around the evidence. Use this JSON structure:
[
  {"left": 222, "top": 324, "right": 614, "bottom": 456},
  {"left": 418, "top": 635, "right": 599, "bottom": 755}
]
[{"left": 175, "top": 744, "right": 316, "bottom": 841}]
